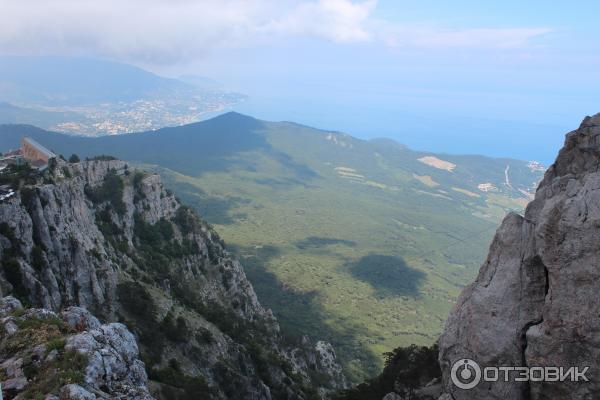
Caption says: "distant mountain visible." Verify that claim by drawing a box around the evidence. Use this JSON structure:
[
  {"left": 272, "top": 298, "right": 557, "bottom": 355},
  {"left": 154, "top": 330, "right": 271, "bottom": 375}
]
[
  {"left": 0, "top": 56, "right": 246, "bottom": 135},
  {"left": 0, "top": 56, "right": 188, "bottom": 105},
  {"left": 178, "top": 75, "right": 224, "bottom": 90},
  {"left": 0, "top": 113, "right": 545, "bottom": 381}
]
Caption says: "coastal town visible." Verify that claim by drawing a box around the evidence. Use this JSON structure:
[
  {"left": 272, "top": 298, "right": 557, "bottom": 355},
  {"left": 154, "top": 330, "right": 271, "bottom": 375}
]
[{"left": 45, "top": 91, "right": 246, "bottom": 136}]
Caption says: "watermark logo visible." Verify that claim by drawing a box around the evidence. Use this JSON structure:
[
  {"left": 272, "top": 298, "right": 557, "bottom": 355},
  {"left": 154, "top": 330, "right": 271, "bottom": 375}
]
[
  {"left": 451, "top": 359, "right": 481, "bottom": 389},
  {"left": 450, "top": 359, "right": 590, "bottom": 390}
]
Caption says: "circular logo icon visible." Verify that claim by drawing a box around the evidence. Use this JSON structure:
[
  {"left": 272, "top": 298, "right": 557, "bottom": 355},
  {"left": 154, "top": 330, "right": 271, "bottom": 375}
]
[{"left": 451, "top": 358, "right": 482, "bottom": 390}]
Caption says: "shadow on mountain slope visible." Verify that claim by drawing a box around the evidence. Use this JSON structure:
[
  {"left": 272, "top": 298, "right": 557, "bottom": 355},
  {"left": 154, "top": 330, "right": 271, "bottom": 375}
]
[
  {"left": 229, "top": 243, "right": 382, "bottom": 382},
  {"left": 345, "top": 255, "right": 425, "bottom": 299},
  {"left": 161, "top": 180, "right": 250, "bottom": 225}
]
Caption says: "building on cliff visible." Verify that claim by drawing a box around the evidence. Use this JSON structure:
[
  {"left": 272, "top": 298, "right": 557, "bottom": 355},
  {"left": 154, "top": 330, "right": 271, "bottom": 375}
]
[{"left": 20, "top": 137, "right": 56, "bottom": 170}]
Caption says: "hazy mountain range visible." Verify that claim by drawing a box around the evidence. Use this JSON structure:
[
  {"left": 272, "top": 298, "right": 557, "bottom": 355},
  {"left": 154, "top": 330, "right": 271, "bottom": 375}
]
[{"left": 0, "top": 56, "right": 246, "bottom": 136}]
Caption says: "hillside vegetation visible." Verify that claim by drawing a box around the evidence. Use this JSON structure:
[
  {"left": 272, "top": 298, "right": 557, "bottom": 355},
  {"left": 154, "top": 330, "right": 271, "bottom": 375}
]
[
  {"left": 0, "top": 113, "right": 544, "bottom": 381},
  {"left": 0, "top": 159, "right": 346, "bottom": 399}
]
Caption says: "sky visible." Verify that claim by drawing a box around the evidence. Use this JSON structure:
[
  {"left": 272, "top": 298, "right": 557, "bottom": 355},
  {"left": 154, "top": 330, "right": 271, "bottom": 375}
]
[{"left": 1, "top": 0, "right": 599, "bottom": 163}]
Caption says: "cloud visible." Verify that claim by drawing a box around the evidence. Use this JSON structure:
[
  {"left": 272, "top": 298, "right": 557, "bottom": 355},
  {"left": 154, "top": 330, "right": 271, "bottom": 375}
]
[
  {"left": 379, "top": 25, "right": 552, "bottom": 49},
  {"left": 0, "top": 0, "right": 377, "bottom": 64},
  {"left": 0, "top": 0, "right": 550, "bottom": 65},
  {"left": 268, "top": 0, "right": 377, "bottom": 42}
]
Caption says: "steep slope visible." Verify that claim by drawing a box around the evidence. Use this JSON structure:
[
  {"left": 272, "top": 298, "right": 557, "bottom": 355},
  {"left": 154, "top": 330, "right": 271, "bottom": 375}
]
[
  {"left": 438, "top": 113, "right": 600, "bottom": 399},
  {"left": 0, "top": 113, "right": 544, "bottom": 380},
  {"left": 0, "top": 159, "right": 345, "bottom": 399}
]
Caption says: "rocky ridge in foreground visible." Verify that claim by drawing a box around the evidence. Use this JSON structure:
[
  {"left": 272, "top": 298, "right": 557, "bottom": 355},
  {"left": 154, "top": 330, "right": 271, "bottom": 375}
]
[
  {"left": 0, "top": 157, "right": 346, "bottom": 399},
  {"left": 0, "top": 296, "right": 154, "bottom": 399},
  {"left": 438, "top": 113, "right": 600, "bottom": 399}
]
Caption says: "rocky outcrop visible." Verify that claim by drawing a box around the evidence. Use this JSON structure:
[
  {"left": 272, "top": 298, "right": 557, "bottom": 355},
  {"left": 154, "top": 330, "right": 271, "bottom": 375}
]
[
  {"left": 0, "top": 158, "right": 346, "bottom": 399},
  {"left": 438, "top": 114, "right": 600, "bottom": 399},
  {"left": 0, "top": 296, "right": 154, "bottom": 399}
]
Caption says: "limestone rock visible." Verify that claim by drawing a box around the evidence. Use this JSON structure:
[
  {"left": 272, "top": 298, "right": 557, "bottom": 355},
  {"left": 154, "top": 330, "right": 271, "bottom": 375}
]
[
  {"left": 65, "top": 322, "right": 149, "bottom": 393},
  {"left": 59, "top": 384, "right": 96, "bottom": 400},
  {"left": 438, "top": 113, "right": 600, "bottom": 399},
  {"left": 0, "top": 296, "right": 22, "bottom": 317},
  {"left": 0, "top": 160, "right": 346, "bottom": 398},
  {"left": 0, "top": 297, "right": 155, "bottom": 400},
  {"left": 60, "top": 307, "right": 101, "bottom": 331}
]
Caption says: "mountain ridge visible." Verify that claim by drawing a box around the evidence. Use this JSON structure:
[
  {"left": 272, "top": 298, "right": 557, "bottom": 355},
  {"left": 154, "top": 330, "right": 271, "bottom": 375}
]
[
  {"left": 0, "top": 110, "right": 545, "bottom": 164},
  {"left": 0, "top": 157, "right": 346, "bottom": 399},
  {"left": 0, "top": 113, "right": 545, "bottom": 381}
]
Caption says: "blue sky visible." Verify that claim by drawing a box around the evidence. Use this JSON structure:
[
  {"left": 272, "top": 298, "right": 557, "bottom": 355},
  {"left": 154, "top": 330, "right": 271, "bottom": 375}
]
[
  {"left": 186, "top": 0, "right": 600, "bottom": 163},
  {"left": 1, "top": 0, "right": 599, "bottom": 162}
]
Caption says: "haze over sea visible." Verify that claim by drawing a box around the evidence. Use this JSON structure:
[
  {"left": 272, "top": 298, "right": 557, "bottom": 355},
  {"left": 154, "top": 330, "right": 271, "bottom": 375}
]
[
  {"left": 212, "top": 34, "right": 598, "bottom": 166},
  {"left": 229, "top": 74, "right": 577, "bottom": 165}
]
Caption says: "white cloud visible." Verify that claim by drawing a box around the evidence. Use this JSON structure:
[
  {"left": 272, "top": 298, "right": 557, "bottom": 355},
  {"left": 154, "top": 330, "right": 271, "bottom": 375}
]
[
  {"left": 0, "top": 0, "right": 377, "bottom": 63},
  {"left": 0, "top": 0, "right": 551, "bottom": 65},
  {"left": 268, "top": 0, "right": 377, "bottom": 42},
  {"left": 379, "top": 25, "right": 552, "bottom": 49}
]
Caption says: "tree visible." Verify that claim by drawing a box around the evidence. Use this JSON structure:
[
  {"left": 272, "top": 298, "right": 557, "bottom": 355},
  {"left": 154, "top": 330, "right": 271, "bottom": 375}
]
[{"left": 69, "top": 154, "right": 80, "bottom": 163}]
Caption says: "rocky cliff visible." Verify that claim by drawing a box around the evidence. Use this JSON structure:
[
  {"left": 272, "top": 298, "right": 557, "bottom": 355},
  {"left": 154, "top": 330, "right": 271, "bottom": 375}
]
[
  {"left": 0, "top": 158, "right": 346, "bottom": 399},
  {"left": 438, "top": 114, "right": 600, "bottom": 399},
  {"left": 0, "top": 296, "right": 154, "bottom": 399}
]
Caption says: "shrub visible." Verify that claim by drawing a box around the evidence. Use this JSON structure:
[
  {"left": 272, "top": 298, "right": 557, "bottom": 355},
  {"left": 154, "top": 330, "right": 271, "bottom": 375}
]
[
  {"left": 88, "top": 155, "right": 117, "bottom": 161},
  {"left": 31, "top": 245, "right": 46, "bottom": 271},
  {"left": 20, "top": 187, "right": 38, "bottom": 211},
  {"left": 62, "top": 166, "right": 72, "bottom": 178},
  {"left": 45, "top": 337, "right": 66, "bottom": 354},
  {"left": 4, "top": 258, "right": 29, "bottom": 300},
  {"left": 95, "top": 209, "right": 123, "bottom": 237},
  {"left": 173, "top": 206, "right": 195, "bottom": 235},
  {"left": 160, "top": 312, "right": 189, "bottom": 343},
  {"left": 0, "top": 164, "right": 40, "bottom": 189},
  {"left": 197, "top": 328, "right": 214, "bottom": 344},
  {"left": 0, "top": 223, "right": 22, "bottom": 258},
  {"left": 149, "top": 365, "right": 212, "bottom": 399},
  {"left": 85, "top": 170, "right": 126, "bottom": 215},
  {"left": 117, "top": 282, "right": 157, "bottom": 321},
  {"left": 334, "top": 344, "right": 441, "bottom": 400}
]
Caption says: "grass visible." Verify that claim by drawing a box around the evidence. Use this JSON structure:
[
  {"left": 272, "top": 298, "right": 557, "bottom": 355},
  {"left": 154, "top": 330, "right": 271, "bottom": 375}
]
[{"left": 1, "top": 312, "right": 87, "bottom": 398}]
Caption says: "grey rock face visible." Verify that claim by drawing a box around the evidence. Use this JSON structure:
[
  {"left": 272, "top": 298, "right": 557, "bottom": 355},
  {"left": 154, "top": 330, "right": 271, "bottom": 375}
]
[
  {"left": 0, "top": 296, "right": 22, "bottom": 317},
  {"left": 438, "top": 114, "right": 600, "bottom": 399},
  {"left": 59, "top": 384, "right": 96, "bottom": 400},
  {"left": 65, "top": 322, "right": 150, "bottom": 397},
  {"left": 60, "top": 307, "right": 101, "bottom": 331},
  {"left": 0, "top": 297, "right": 155, "bottom": 399},
  {"left": 0, "top": 159, "right": 346, "bottom": 398}
]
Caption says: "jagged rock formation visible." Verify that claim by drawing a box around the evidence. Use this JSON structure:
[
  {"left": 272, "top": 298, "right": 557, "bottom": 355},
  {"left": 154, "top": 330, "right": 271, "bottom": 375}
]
[
  {"left": 0, "top": 158, "right": 346, "bottom": 399},
  {"left": 0, "top": 296, "right": 154, "bottom": 399},
  {"left": 438, "top": 114, "right": 600, "bottom": 399}
]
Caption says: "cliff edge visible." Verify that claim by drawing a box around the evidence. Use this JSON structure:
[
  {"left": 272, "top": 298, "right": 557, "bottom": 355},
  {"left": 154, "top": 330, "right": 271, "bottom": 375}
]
[
  {"left": 0, "top": 157, "right": 346, "bottom": 399},
  {"left": 439, "top": 113, "right": 600, "bottom": 399}
]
